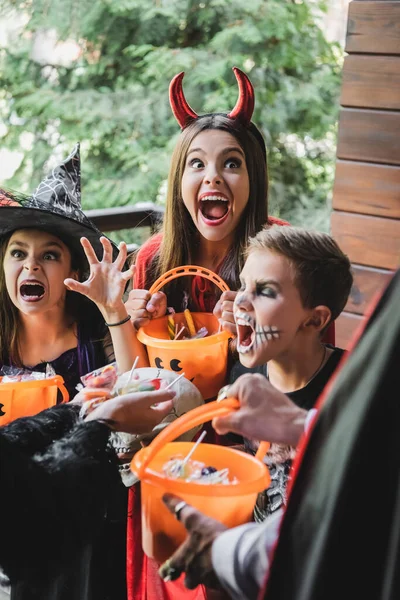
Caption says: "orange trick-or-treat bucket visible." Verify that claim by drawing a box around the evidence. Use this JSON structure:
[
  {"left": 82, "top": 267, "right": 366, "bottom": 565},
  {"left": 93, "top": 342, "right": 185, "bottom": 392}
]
[
  {"left": 0, "top": 375, "right": 69, "bottom": 426},
  {"left": 136, "top": 266, "right": 232, "bottom": 400},
  {"left": 131, "top": 398, "right": 271, "bottom": 563}
]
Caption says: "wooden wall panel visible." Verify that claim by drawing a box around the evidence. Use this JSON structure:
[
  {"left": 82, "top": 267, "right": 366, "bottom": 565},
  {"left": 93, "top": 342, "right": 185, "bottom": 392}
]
[
  {"left": 345, "top": 264, "right": 394, "bottom": 314},
  {"left": 332, "top": 161, "right": 400, "bottom": 218},
  {"left": 335, "top": 312, "right": 364, "bottom": 349},
  {"left": 331, "top": 211, "right": 400, "bottom": 269},
  {"left": 332, "top": 0, "right": 400, "bottom": 349},
  {"left": 341, "top": 55, "right": 400, "bottom": 110},
  {"left": 337, "top": 109, "right": 400, "bottom": 165},
  {"left": 346, "top": 2, "right": 400, "bottom": 54}
]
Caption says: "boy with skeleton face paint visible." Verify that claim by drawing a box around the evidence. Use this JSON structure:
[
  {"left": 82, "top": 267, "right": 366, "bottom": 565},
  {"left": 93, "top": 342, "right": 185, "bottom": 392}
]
[{"left": 230, "top": 225, "right": 353, "bottom": 520}]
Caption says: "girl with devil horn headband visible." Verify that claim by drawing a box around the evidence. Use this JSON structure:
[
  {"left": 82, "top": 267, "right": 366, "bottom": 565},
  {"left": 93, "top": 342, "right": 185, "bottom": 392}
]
[
  {"left": 125, "top": 67, "right": 289, "bottom": 600},
  {"left": 126, "top": 66, "right": 288, "bottom": 336}
]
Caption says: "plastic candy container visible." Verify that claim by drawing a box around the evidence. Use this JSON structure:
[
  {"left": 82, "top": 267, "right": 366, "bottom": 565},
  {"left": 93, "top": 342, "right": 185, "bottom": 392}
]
[{"left": 80, "top": 362, "right": 118, "bottom": 390}]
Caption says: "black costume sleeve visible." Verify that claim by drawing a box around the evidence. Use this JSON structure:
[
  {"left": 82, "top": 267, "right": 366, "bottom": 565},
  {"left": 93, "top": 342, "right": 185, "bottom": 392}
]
[
  {"left": 0, "top": 403, "right": 81, "bottom": 455},
  {"left": 0, "top": 417, "right": 119, "bottom": 584},
  {"left": 263, "top": 269, "right": 400, "bottom": 600}
]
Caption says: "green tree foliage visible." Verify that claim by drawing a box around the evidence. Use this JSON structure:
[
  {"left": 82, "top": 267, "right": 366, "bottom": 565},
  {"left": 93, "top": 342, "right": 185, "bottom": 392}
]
[{"left": 0, "top": 0, "right": 342, "bottom": 241}]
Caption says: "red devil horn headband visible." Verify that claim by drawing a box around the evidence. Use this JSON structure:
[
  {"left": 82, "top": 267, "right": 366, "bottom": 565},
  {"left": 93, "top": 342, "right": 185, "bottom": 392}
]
[{"left": 169, "top": 66, "right": 255, "bottom": 129}]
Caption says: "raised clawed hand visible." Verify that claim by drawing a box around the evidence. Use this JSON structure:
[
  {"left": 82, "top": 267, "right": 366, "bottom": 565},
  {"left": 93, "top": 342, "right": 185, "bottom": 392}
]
[{"left": 64, "top": 237, "right": 134, "bottom": 313}]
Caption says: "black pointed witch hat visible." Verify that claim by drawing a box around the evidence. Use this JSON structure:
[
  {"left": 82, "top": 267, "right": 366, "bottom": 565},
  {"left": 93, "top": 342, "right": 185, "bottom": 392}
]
[{"left": 0, "top": 143, "right": 118, "bottom": 262}]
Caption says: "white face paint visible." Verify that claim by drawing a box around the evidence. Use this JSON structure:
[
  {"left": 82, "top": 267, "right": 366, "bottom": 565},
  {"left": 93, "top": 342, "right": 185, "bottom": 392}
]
[
  {"left": 235, "top": 310, "right": 280, "bottom": 354},
  {"left": 234, "top": 249, "right": 311, "bottom": 368}
]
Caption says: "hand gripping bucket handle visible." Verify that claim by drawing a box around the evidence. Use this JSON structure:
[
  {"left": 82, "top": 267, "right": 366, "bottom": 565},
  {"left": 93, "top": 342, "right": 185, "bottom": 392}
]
[
  {"left": 148, "top": 265, "right": 230, "bottom": 295},
  {"left": 136, "top": 398, "right": 270, "bottom": 480}
]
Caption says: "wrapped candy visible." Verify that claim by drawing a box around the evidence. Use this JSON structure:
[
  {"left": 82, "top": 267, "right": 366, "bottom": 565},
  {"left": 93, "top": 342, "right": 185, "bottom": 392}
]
[
  {"left": 80, "top": 362, "right": 118, "bottom": 390},
  {"left": 162, "top": 455, "right": 237, "bottom": 485},
  {"left": 0, "top": 364, "right": 56, "bottom": 383},
  {"left": 165, "top": 308, "right": 209, "bottom": 340}
]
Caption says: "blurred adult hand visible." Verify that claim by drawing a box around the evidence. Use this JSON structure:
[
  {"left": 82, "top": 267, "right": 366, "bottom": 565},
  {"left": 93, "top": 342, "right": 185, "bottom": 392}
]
[
  {"left": 159, "top": 493, "right": 227, "bottom": 590},
  {"left": 213, "top": 374, "right": 307, "bottom": 447},
  {"left": 84, "top": 388, "right": 175, "bottom": 434}
]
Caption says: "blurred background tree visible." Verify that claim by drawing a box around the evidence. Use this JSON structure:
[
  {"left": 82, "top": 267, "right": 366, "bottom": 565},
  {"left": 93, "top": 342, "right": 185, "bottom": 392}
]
[{"left": 0, "top": 0, "right": 342, "bottom": 243}]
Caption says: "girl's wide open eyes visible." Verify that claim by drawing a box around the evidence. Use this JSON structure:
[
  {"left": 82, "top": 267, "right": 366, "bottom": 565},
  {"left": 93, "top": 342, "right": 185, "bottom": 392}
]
[
  {"left": 225, "top": 158, "right": 241, "bottom": 169},
  {"left": 10, "top": 249, "right": 25, "bottom": 259},
  {"left": 188, "top": 158, "right": 204, "bottom": 169}
]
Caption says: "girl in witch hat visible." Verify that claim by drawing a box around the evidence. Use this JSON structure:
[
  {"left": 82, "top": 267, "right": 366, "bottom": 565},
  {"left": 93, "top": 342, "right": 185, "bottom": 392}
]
[
  {"left": 0, "top": 143, "right": 144, "bottom": 394},
  {"left": 0, "top": 144, "right": 143, "bottom": 600}
]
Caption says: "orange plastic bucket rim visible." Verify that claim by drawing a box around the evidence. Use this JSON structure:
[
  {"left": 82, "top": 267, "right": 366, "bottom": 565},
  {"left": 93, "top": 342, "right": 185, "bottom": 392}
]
[
  {"left": 132, "top": 442, "right": 270, "bottom": 497},
  {"left": 148, "top": 265, "right": 230, "bottom": 297},
  {"left": 0, "top": 374, "right": 69, "bottom": 425},
  {"left": 138, "top": 265, "right": 232, "bottom": 347},
  {"left": 137, "top": 315, "right": 230, "bottom": 348},
  {"left": 131, "top": 398, "right": 271, "bottom": 488},
  {"left": 0, "top": 374, "right": 68, "bottom": 395}
]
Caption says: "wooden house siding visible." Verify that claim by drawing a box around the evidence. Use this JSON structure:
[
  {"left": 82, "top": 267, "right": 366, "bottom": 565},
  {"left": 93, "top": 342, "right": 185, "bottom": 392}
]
[{"left": 331, "top": 0, "right": 400, "bottom": 347}]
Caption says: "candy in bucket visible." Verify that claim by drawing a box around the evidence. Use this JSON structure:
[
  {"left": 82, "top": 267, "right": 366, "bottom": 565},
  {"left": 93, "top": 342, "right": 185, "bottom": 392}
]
[
  {"left": 0, "top": 365, "right": 69, "bottom": 425},
  {"left": 79, "top": 362, "right": 204, "bottom": 486}
]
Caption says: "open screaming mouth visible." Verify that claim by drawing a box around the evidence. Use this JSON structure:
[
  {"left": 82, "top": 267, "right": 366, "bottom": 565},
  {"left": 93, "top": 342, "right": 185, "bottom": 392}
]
[
  {"left": 235, "top": 311, "right": 281, "bottom": 354},
  {"left": 200, "top": 196, "right": 230, "bottom": 222},
  {"left": 20, "top": 282, "right": 45, "bottom": 300}
]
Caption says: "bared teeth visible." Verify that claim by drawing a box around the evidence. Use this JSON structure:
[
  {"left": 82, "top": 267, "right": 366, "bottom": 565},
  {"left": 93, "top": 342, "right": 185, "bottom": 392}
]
[
  {"left": 200, "top": 196, "right": 228, "bottom": 202},
  {"left": 234, "top": 311, "right": 255, "bottom": 353},
  {"left": 200, "top": 197, "right": 229, "bottom": 220}
]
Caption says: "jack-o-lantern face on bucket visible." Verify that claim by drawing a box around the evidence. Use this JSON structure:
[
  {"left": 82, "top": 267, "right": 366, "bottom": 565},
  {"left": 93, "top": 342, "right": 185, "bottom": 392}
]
[
  {"left": 155, "top": 357, "right": 184, "bottom": 373},
  {"left": 149, "top": 348, "right": 228, "bottom": 402},
  {"left": 137, "top": 309, "right": 231, "bottom": 401}
]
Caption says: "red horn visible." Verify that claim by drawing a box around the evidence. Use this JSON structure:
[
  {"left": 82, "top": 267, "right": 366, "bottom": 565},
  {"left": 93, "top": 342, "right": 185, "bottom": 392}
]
[
  {"left": 227, "top": 67, "right": 255, "bottom": 125},
  {"left": 169, "top": 72, "right": 198, "bottom": 129}
]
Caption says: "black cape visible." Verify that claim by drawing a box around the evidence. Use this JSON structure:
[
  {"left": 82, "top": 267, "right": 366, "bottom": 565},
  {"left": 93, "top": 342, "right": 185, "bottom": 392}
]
[
  {"left": 0, "top": 404, "right": 120, "bottom": 590},
  {"left": 263, "top": 268, "right": 400, "bottom": 600}
]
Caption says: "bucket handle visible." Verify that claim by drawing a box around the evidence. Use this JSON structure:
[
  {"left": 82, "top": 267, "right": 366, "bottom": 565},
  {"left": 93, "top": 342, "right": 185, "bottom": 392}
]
[
  {"left": 54, "top": 375, "right": 69, "bottom": 404},
  {"left": 136, "top": 398, "right": 270, "bottom": 479},
  {"left": 149, "top": 265, "right": 230, "bottom": 295}
]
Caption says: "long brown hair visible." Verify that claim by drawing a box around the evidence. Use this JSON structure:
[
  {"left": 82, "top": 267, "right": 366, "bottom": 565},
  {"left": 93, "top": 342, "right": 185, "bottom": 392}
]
[
  {"left": 144, "top": 114, "right": 268, "bottom": 305},
  {"left": 0, "top": 234, "right": 20, "bottom": 365}
]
